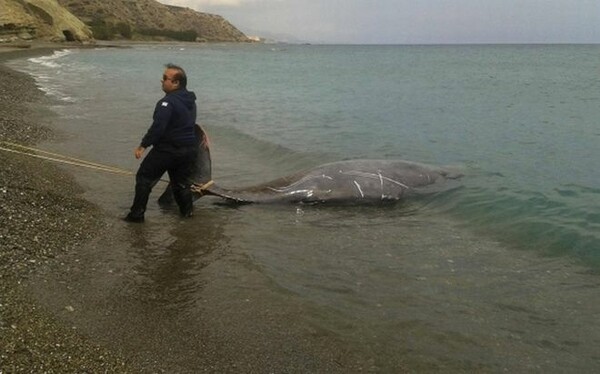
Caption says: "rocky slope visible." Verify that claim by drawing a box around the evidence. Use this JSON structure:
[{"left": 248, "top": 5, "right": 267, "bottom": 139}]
[
  {"left": 58, "top": 0, "right": 250, "bottom": 42},
  {"left": 0, "top": 0, "right": 93, "bottom": 43},
  {"left": 0, "top": 0, "right": 250, "bottom": 44}
]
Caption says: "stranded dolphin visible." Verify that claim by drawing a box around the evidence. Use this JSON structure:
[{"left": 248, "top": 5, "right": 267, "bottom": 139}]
[
  {"left": 203, "top": 159, "right": 461, "bottom": 204},
  {"left": 158, "top": 127, "right": 462, "bottom": 205}
]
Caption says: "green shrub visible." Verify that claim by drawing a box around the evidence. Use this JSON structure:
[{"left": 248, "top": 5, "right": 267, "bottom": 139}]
[
  {"left": 116, "top": 23, "right": 132, "bottom": 39},
  {"left": 90, "top": 24, "right": 113, "bottom": 40}
]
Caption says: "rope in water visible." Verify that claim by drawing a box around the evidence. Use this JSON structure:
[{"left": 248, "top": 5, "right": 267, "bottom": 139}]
[
  {"left": 0, "top": 141, "right": 215, "bottom": 192},
  {"left": 0, "top": 141, "right": 136, "bottom": 176}
]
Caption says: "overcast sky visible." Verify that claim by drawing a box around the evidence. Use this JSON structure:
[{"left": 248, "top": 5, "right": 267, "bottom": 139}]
[{"left": 159, "top": 0, "right": 600, "bottom": 44}]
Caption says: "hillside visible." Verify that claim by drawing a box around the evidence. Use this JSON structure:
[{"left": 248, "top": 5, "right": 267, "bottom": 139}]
[
  {"left": 0, "top": 0, "right": 250, "bottom": 44},
  {"left": 57, "top": 0, "right": 250, "bottom": 42},
  {"left": 0, "top": 0, "right": 93, "bottom": 43}
]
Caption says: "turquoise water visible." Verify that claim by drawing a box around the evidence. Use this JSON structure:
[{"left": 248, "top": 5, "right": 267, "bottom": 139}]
[{"left": 8, "top": 44, "right": 600, "bottom": 371}]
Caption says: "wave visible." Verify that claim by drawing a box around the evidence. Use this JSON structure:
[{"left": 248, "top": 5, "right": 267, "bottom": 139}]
[
  {"left": 8, "top": 49, "right": 80, "bottom": 103},
  {"left": 443, "top": 185, "right": 600, "bottom": 271},
  {"left": 27, "top": 49, "right": 74, "bottom": 69}
]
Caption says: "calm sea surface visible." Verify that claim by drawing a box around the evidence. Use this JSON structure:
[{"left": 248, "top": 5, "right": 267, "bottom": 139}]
[{"left": 8, "top": 44, "right": 600, "bottom": 372}]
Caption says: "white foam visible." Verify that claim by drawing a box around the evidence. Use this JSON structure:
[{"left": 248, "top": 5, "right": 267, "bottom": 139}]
[
  {"left": 27, "top": 49, "right": 74, "bottom": 69},
  {"left": 7, "top": 49, "right": 83, "bottom": 103}
]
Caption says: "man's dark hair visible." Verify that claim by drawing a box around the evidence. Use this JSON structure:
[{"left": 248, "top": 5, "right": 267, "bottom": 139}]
[{"left": 165, "top": 63, "right": 187, "bottom": 88}]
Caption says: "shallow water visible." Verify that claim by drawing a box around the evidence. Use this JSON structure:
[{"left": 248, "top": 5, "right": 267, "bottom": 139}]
[
  {"left": 8, "top": 44, "right": 600, "bottom": 371},
  {"left": 29, "top": 200, "right": 600, "bottom": 372}
]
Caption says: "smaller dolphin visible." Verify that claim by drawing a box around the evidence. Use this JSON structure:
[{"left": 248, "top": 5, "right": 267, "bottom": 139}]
[{"left": 157, "top": 125, "right": 211, "bottom": 206}]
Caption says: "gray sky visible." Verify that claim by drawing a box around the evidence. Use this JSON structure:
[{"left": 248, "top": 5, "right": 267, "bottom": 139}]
[{"left": 159, "top": 0, "right": 600, "bottom": 44}]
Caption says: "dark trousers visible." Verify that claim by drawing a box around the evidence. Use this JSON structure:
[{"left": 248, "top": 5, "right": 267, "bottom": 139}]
[{"left": 129, "top": 144, "right": 198, "bottom": 218}]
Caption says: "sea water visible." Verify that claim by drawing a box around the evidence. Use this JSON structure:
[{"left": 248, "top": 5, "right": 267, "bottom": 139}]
[{"left": 7, "top": 44, "right": 600, "bottom": 371}]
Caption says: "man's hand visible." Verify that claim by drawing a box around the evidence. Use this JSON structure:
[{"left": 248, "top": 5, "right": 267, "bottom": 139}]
[{"left": 134, "top": 146, "right": 146, "bottom": 159}]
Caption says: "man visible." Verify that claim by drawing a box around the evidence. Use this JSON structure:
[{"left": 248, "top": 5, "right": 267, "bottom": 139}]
[{"left": 124, "top": 63, "right": 199, "bottom": 223}]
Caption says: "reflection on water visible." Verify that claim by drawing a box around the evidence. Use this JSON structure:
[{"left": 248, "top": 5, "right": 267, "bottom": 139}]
[
  {"left": 228, "top": 205, "right": 600, "bottom": 372},
  {"left": 122, "top": 215, "right": 228, "bottom": 311},
  {"left": 28, "top": 197, "right": 600, "bottom": 372}
]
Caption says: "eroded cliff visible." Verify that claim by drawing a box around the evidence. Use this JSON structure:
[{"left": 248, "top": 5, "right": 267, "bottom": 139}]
[{"left": 0, "top": 0, "right": 93, "bottom": 43}]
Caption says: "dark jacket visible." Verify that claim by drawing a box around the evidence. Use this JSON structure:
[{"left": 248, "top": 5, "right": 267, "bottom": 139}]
[{"left": 140, "top": 89, "right": 197, "bottom": 148}]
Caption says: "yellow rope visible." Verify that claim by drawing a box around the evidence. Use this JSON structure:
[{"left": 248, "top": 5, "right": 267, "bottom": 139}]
[
  {"left": 0, "top": 145, "right": 138, "bottom": 176},
  {"left": 0, "top": 141, "right": 132, "bottom": 174},
  {"left": 0, "top": 141, "right": 213, "bottom": 190},
  {"left": 191, "top": 180, "right": 214, "bottom": 193}
]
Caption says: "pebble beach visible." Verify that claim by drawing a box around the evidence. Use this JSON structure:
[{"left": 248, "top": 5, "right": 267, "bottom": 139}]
[{"left": 0, "top": 46, "right": 131, "bottom": 372}]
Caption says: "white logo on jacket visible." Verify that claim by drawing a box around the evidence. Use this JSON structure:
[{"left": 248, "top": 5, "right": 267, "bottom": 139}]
[{"left": 161, "top": 102, "right": 169, "bottom": 107}]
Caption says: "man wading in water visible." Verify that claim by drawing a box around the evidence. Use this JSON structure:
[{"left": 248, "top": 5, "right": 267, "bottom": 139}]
[{"left": 124, "top": 64, "right": 198, "bottom": 223}]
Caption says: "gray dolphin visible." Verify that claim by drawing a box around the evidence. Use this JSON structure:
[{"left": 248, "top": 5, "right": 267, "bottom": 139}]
[
  {"left": 203, "top": 159, "right": 462, "bottom": 204},
  {"left": 158, "top": 127, "right": 462, "bottom": 205}
]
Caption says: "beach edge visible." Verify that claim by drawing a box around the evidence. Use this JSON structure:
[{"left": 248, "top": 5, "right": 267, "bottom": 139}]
[{"left": 0, "top": 46, "right": 131, "bottom": 372}]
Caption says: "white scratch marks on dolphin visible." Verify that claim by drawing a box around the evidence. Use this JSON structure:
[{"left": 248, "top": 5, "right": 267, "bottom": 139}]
[
  {"left": 353, "top": 180, "right": 365, "bottom": 198},
  {"left": 342, "top": 170, "right": 410, "bottom": 189},
  {"left": 267, "top": 174, "right": 332, "bottom": 193}
]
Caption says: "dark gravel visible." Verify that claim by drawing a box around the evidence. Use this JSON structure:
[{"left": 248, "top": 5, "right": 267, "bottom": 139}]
[{"left": 0, "top": 54, "right": 133, "bottom": 372}]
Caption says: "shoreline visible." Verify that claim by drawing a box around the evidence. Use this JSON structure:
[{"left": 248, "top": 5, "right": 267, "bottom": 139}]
[
  {"left": 0, "top": 40, "right": 103, "bottom": 58},
  {"left": 0, "top": 45, "right": 131, "bottom": 372}
]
